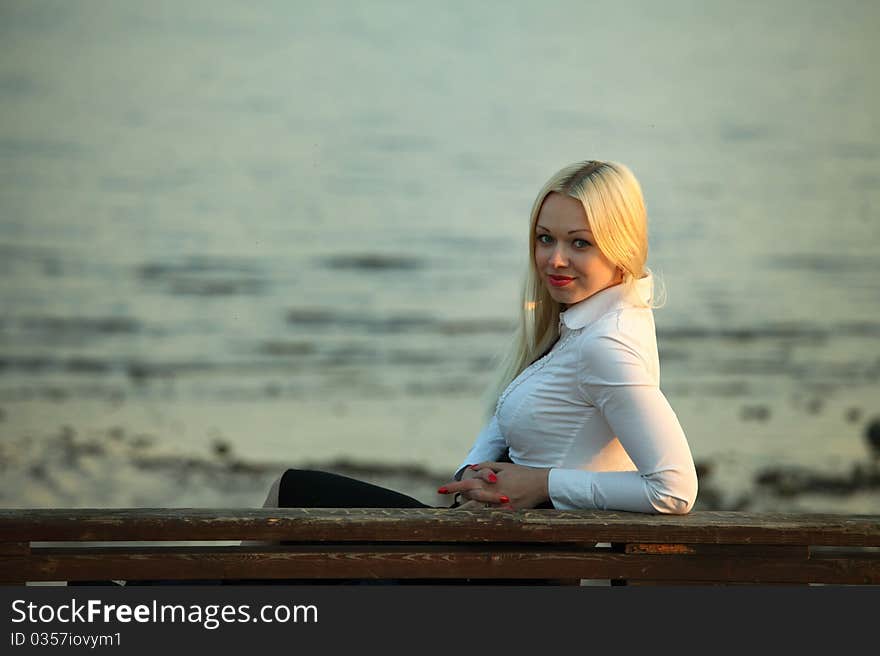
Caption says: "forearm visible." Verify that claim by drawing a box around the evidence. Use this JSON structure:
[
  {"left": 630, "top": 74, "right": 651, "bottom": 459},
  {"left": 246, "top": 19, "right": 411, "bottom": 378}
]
[
  {"left": 454, "top": 414, "right": 508, "bottom": 480},
  {"left": 575, "top": 382, "right": 697, "bottom": 514},
  {"left": 548, "top": 466, "right": 697, "bottom": 514}
]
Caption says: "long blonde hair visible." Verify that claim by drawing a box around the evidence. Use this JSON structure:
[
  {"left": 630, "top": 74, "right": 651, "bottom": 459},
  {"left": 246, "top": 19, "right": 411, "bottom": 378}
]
[{"left": 482, "top": 160, "right": 665, "bottom": 418}]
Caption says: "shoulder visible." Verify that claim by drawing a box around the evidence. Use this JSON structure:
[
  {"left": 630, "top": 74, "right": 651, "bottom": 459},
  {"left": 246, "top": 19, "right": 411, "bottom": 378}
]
[
  {"left": 574, "top": 307, "right": 658, "bottom": 386},
  {"left": 577, "top": 306, "right": 656, "bottom": 357}
]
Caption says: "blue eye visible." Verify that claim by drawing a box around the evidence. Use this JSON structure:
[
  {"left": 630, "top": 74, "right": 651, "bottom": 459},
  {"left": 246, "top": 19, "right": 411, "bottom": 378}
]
[
  {"left": 573, "top": 239, "right": 591, "bottom": 248},
  {"left": 536, "top": 234, "right": 553, "bottom": 245}
]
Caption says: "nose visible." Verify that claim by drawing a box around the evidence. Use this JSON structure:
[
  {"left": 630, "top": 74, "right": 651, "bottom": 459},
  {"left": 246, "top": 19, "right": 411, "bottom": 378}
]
[{"left": 550, "top": 244, "right": 568, "bottom": 268}]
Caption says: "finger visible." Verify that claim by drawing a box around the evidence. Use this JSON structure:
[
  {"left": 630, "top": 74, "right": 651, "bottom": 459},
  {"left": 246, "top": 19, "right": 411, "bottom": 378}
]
[
  {"left": 473, "top": 468, "right": 499, "bottom": 484},
  {"left": 437, "top": 478, "right": 491, "bottom": 495},
  {"left": 455, "top": 487, "right": 510, "bottom": 505},
  {"left": 459, "top": 465, "right": 496, "bottom": 483}
]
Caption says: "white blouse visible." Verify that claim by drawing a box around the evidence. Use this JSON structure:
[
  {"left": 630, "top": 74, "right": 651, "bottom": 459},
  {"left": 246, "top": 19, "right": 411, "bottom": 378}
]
[{"left": 455, "top": 273, "right": 698, "bottom": 513}]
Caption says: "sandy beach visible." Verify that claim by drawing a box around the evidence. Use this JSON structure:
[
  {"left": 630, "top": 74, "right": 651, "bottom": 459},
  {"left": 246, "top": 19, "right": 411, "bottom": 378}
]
[{"left": 2, "top": 394, "right": 878, "bottom": 515}]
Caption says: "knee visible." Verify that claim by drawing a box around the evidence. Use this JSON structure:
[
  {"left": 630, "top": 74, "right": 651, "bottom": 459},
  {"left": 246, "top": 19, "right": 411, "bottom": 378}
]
[
  {"left": 262, "top": 472, "right": 285, "bottom": 508},
  {"left": 264, "top": 469, "right": 323, "bottom": 507}
]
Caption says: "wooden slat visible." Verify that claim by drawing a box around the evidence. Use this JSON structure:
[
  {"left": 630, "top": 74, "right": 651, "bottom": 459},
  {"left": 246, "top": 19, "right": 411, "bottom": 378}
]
[
  {"left": 1, "top": 509, "right": 878, "bottom": 546},
  {"left": 624, "top": 543, "right": 810, "bottom": 557},
  {"left": 0, "top": 545, "right": 28, "bottom": 584},
  {"left": 0, "top": 542, "right": 29, "bottom": 556},
  {"left": 4, "top": 545, "right": 878, "bottom": 585}
]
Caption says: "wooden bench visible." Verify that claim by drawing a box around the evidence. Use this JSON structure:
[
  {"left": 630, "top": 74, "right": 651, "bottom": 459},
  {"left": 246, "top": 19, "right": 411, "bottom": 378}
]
[{"left": 1, "top": 508, "right": 878, "bottom": 585}]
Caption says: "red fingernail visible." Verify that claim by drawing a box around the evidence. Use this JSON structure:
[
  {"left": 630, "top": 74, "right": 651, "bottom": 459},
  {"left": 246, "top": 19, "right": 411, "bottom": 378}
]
[
  {"left": 499, "top": 495, "right": 510, "bottom": 503},
  {"left": 488, "top": 473, "right": 498, "bottom": 483},
  {"left": 437, "top": 487, "right": 449, "bottom": 494}
]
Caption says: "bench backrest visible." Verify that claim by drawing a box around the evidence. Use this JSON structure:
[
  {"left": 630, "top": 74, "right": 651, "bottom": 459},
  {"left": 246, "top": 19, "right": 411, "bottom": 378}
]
[{"left": 2, "top": 508, "right": 878, "bottom": 585}]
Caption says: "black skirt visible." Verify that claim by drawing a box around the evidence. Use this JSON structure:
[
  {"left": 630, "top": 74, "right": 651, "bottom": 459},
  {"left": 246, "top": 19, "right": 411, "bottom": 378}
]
[{"left": 278, "top": 468, "right": 436, "bottom": 509}]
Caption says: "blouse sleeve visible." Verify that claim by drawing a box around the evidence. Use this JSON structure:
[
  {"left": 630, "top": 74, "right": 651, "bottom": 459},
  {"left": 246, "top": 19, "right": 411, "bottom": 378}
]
[
  {"left": 453, "top": 413, "right": 508, "bottom": 481},
  {"left": 547, "top": 332, "right": 698, "bottom": 514}
]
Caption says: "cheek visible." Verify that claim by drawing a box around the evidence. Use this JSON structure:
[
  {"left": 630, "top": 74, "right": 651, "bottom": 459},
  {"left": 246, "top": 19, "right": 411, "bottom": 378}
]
[
  {"left": 582, "top": 248, "right": 613, "bottom": 268},
  {"left": 571, "top": 253, "right": 595, "bottom": 275}
]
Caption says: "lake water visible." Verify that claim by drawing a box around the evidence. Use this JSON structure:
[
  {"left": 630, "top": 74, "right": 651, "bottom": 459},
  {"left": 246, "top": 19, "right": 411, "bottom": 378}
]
[{"left": 1, "top": 0, "right": 878, "bottom": 512}]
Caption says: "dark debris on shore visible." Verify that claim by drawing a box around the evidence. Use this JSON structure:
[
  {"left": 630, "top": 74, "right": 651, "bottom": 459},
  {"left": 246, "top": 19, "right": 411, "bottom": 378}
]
[{"left": 2, "top": 415, "right": 880, "bottom": 513}]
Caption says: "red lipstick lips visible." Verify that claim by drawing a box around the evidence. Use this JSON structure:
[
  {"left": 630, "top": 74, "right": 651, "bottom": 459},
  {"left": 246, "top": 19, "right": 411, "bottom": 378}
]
[{"left": 548, "top": 275, "right": 574, "bottom": 287}]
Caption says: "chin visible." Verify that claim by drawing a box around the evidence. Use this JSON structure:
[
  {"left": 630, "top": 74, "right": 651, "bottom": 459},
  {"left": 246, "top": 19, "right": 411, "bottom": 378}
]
[{"left": 546, "top": 287, "right": 576, "bottom": 304}]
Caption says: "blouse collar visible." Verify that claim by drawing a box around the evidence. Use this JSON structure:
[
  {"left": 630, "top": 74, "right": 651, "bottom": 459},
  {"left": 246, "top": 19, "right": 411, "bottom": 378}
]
[{"left": 559, "top": 272, "right": 653, "bottom": 331}]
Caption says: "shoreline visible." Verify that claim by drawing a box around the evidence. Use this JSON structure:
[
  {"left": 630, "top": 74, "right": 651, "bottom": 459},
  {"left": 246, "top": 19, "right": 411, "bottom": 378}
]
[{"left": 2, "top": 421, "right": 878, "bottom": 515}]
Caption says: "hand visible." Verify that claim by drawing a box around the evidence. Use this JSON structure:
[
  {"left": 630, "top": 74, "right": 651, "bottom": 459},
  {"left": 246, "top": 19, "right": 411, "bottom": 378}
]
[
  {"left": 468, "top": 461, "right": 551, "bottom": 510},
  {"left": 439, "top": 465, "right": 513, "bottom": 509}
]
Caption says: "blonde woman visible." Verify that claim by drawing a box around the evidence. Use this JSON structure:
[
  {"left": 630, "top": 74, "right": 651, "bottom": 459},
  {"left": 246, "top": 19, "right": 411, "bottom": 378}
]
[
  {"left": 439, "top": 160, "right": 698, "bottom": 513},
  {"left": 263, "top": 160, "right": 697, "bottom": 516}
]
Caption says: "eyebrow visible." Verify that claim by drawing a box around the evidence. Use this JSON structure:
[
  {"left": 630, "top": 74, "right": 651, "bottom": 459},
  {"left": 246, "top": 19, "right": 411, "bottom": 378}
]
[{"left": 536, "top": 224, "right": 592, "bottom": 235}]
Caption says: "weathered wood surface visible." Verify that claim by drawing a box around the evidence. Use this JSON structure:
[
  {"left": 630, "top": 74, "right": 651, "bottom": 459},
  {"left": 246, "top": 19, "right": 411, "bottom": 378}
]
[
  {"left": 623, "top": 543, "right": 810, "bottom": 556},
  {"left": 2, "top": 508, "right": 879, "bottom": 546},
  {"left": 0, "top": 541, "right": 29, "bottom": 556},
  {"left": 2, "top": 545, "right": 877, "bottom": 585}
]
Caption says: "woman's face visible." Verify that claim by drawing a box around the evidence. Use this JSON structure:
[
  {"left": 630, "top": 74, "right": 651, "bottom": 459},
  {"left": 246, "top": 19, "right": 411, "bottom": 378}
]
[{"left": 533, "top": 192, "right": 622, "bottom": 307}]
